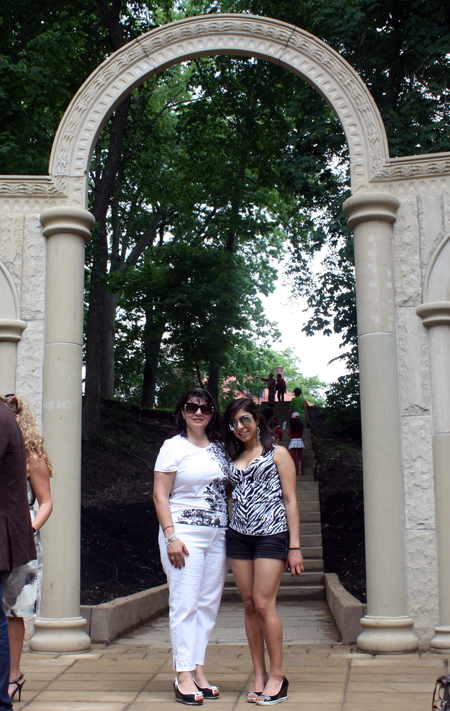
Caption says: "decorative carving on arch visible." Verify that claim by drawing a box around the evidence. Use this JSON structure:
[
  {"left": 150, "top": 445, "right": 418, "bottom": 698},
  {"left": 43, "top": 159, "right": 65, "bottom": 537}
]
[
  {"left": 372, "top": 153, "right": 450, "bottom": 183},
  {"left": 0, "top": 176, "right": 66, "bottom": 198},
  {"left": 0, "top": 260, "right": 20, "bottom": 319},
  {"left": 49, "top": 13, "right": 389, "bottom": 203},
  {"left": 0, "top": 260, "right": 27, "bottom": 342},
  {"left": 421, "top": 232, "right": 450, "bottom": 304}
]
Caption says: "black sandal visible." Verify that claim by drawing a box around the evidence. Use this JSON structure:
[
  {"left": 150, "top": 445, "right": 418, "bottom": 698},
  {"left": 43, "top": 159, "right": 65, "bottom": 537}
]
[
  {"left": 193, "top": 678, "right": 220, "bottom": 699},
  {"left": 9, "top": 673, "right": 26, "bottom": 702},
  {"left": 256, "top": 677, "right": 289, "bottom": 706},
  {"left": 174, "top": 677, "right": 204, "bottom": 705}
]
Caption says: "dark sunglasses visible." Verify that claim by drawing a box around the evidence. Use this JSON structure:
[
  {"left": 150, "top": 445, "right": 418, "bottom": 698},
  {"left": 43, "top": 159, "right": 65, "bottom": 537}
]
[
  {"left": 184, "top": 402, "right": 213, "bottom": 415},
  {"left": 4, "top": 393, "right": 18, "bottom": 406}
]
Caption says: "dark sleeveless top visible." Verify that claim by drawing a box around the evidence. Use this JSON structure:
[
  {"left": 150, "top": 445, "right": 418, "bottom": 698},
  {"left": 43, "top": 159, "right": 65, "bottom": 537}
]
[
  {"left": 229, "top": 448, "right": 288, "bottom": 536},
  {"left": 0, "top": 402, "right": 36, "bottom": 570}
]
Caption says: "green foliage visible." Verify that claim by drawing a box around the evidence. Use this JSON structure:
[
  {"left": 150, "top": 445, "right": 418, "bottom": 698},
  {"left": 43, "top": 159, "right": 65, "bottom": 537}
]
[
  {"left": 3, "top": 0, "right": 450, "bottom": 433},
  {"left": 326, "top": 372, "right": 361, "bottom": 440}
]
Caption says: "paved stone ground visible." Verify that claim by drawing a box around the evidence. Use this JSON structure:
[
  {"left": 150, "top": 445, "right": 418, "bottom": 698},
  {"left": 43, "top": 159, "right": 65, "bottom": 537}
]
[{"left": 13, "top": 602, "right": 447, "bottom": 710}]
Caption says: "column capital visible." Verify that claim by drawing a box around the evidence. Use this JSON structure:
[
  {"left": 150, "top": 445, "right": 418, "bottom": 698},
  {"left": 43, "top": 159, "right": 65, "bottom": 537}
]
[
  {"left": 0, "top": 318, "right": 27, "bottom": 341},
  {"left": 40, "top": 206, "right": 95, "bottom": 243},
  {"left": 416, "top": 301, "right": 450, "bottom": 328},
  {"left": 343, "top": 192, "right": 400, "bottom": 229}
]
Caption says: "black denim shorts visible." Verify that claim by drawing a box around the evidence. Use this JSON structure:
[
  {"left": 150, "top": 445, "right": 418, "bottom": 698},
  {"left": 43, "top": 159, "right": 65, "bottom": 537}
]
[{"left": 226, "top": 527, "right": 289, "bottom": 561}]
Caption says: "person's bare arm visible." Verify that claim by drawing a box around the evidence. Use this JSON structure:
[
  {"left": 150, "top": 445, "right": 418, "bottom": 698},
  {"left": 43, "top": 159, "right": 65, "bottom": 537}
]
[
  {"left": 28, "top": 454, "right": 53, "bottom": 532},
  {"left": 274, "top": 446, "right": 304, "bottom": 577},
  {"left": 153, "top": 470, "right": 189, "bottom": 568}
]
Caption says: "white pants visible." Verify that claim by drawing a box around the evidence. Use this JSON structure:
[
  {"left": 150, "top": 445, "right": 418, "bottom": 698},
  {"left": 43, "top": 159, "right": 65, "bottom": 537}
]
[{"left": 159, "top": 525, "right": 227, "bottom": 671}]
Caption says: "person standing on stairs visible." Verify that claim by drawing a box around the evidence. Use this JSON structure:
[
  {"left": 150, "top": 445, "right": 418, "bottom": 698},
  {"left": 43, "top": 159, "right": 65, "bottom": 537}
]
[
  {"left": 259, "top": 374, "right": 276, "bottom": 406},
  {"left": 287, "top": 413, "right": 304, "bottom": 475},
  {"left": 289, "top": 388, "right": 310, "bottom": 428},
  {"left": 223, "top": 398, "right": 304, "bottom": 706},
  {"left": 275, "top": 374, "right": 286, "bottom": 402}
]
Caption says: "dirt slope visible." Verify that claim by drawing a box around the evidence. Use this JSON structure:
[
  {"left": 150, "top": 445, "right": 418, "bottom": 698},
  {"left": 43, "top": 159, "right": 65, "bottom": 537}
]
[{"left": 81, "top": 401, "right": 365, "bottom": 605}]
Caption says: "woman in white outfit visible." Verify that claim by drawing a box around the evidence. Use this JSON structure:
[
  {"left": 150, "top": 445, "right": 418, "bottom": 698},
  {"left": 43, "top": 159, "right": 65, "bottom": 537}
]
[{"left": 153, "top": 388, "right": 228, "bottom": 706}]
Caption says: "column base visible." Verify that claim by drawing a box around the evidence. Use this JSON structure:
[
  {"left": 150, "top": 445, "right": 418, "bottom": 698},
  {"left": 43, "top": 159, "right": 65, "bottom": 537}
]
[
  {"left": 357, "top": 616, "right": 418, "bottom": 653},
  {"left": 30, "top": 616, "right": 91, "bottom": 653},
  {"left": 430, "top": 627, "right": 450, "bottom": 652}
]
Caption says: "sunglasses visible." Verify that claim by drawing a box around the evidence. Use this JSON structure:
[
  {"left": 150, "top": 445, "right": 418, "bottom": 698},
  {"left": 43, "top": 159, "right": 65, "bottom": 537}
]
[
  {"left": 228, "top": 415, "right": 253, "bottom": 431},
  {"left": 184, "top": 402, "right": 213, "bottom": 415},
  {"left": 4, "top": 393, "right": 18, "bottom": 406}
]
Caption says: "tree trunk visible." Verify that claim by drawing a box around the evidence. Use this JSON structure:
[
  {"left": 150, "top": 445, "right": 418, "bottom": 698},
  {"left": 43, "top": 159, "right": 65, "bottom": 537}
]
[
  {"left": 82, "top": 96, "right": 131, "bottom": 443},
  {"left": 101, "top": 290, "right": 118, "bottom": 399},
  {"left": 142, "top": 331, "right": 163, "bottom": 409},
  {"left": 208, "top": 366, "right": 220, "bottom": 404},
  {"left": 83, "top": 0, "right": 131, "bottom": 443}
]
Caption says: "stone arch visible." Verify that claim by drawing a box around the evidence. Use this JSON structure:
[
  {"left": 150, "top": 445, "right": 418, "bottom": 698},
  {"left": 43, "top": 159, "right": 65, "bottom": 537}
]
[
  {"left": 35, "top": 13, "right": 423, "bottom": 655},
  {"left": 0, "top": 260, "right": 27, "bottom": 392},
  {"left": 49, "top": 13, "right": 389, "bottom": 205},
  {"left": 422, "top": 232, "right": 450, "bottom": 304},
  {"left": 0, "top": 259, "right": 20, "bottom": 320}
]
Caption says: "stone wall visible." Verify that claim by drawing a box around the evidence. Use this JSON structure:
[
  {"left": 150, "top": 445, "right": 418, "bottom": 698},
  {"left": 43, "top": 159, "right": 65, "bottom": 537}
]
[
  {"left": 392, "top": 190, "right": 450, "bottom": 647},
  {"left": 1, "top": 178, "right": 450, "bottom": 649},
  {"left": 0, "top": 210, "right": 46, "bottom": 421}
]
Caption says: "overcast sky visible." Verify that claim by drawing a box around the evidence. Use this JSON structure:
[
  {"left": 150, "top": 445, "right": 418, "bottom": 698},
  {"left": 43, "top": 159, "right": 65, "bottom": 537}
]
[{"left": 261, "top": 278, "right": 348, "bottom": 386}]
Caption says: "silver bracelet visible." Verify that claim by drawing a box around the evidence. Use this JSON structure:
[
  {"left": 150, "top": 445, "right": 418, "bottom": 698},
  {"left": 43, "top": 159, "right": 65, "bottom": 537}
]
[{"left": 164, "top": 532, "right": 179, "bottom": 547}]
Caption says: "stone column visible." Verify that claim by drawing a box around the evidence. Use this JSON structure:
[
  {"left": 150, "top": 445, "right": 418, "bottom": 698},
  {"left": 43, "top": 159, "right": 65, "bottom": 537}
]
[
  {"left": 416, "top": 301, "right": 450, "bottom": 650},
  {"left": 30, "top": 206, "right": 95, "bottom": 653},
  {"left": 0, "top": 320, "right": 27, "bottom": 393},
  {"left": 343, "top": 192, "right": 418, "bottom": 652}
]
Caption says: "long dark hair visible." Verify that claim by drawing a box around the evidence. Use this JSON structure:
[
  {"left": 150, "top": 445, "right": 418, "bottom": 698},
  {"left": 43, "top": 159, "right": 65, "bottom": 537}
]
[
  {"left": 289, "top": 416, "right": 303, "bottom": 436},
  {"left": 223, "top": 398, "right": 272, "bottom": 461},
  {"left": 173, "top": 388, "right": 222, "bottom": 442}
]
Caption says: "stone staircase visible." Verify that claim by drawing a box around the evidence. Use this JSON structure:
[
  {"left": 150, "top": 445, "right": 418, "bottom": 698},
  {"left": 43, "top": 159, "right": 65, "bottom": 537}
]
[{"left": 223, "top": 401, "right": 325, "bottom": 602}]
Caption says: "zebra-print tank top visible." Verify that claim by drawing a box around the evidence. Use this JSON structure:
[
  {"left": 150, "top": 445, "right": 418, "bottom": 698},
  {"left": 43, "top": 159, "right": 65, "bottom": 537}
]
[{"left": 229, "top": 448, "right": 288, "bottom": 536}]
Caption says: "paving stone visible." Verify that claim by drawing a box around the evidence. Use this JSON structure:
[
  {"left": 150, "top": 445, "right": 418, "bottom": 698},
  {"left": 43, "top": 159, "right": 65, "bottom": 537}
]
[
  {"left": 18, "top": 705, "right": 128, "bottom": 711},
  {"left": 13, "top": 602, "right": 444, "bottom": 709}
]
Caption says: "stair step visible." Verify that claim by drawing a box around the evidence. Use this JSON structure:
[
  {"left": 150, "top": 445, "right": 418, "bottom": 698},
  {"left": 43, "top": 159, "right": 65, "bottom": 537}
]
[
  {"left": 296, "top": 481, "right": 318, "bottom": 490},
  {"left": 221, "top": 585, "right": 325, "bottom": 602},
  {"left": 281, "top": 571, "right": 324, "bottom": 585},
  {"left": 300, "top": 511, "right": 321, "bottom": 522},
  {"left": 300, "top": 522, "right": 321, "bottom": 535},
  {"left": 303, "top": 559, "right": 324, "bottom": 571},
  {"left": 300, "top": 534, "right": 323, "bottom": 547},
  {"left": 297, "top": 491, "right": 319, "bottom": 502},
  {"left": 298, "top": 502, "right": 321, "bottom": 513},
  {"left": 301, "top": 546, "right": 323, "bottom": 558},
  {"left": 277, "top": 586, "right": 326, "bottom": 601},
  {"left": 225, "top": 571, "right": 324, "bottom": 587}
]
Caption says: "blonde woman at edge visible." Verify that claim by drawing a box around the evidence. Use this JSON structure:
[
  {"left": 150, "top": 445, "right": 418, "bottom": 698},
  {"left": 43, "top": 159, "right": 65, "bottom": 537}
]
[
  {"left": 153, "top": 388, "right": 228, "bottom": 706},
  {"left": 0, "top": 395, "right": 54, "bottom": 703}
]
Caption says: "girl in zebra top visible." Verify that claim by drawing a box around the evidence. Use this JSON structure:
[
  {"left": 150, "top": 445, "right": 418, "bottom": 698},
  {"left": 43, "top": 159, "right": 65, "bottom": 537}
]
[{"left": 224, "top": 398, "right": 304, "bottom": 706}]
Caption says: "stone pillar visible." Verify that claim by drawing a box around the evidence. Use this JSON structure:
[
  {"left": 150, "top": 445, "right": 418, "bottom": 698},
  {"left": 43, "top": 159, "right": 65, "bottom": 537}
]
[
  {"left": 30, "top": 206, "right": 95, "bottom": 653},
  {"left": 0, "top": 320, "right": 27, "bottom": 393},
  {"left": 343, "top": 193, "right": 418, "bottom": 652},
  {"left": 416, "top": 301, "right": 450, "bottom": 650}
]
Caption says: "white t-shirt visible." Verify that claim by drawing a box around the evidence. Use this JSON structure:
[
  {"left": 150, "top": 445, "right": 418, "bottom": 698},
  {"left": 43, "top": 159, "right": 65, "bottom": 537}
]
[{"left": 154, "top": 435, "right": 229, "bottom": 528}]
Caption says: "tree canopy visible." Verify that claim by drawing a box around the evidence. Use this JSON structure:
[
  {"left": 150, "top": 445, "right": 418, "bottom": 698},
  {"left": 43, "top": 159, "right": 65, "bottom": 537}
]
[{"left": 1, "top": 0, "right": 449, "bottom": 436}]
